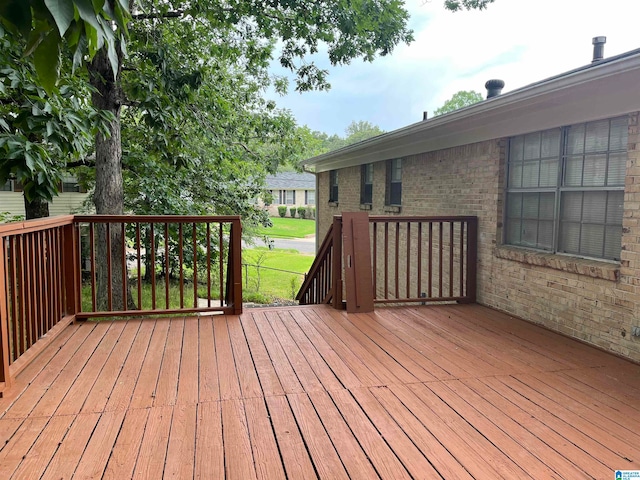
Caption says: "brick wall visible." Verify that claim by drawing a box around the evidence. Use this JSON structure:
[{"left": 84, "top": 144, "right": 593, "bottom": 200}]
[{"left": 316, "top": 113, "right": 640, "bottom": 362}]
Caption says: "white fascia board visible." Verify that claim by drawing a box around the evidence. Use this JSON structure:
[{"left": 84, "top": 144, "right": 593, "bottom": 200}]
[{"left": 304, "top": 52, "right": 640, "bottom": 173}]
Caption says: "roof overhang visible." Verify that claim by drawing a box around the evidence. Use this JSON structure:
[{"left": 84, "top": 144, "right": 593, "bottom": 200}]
[{"left": 303, "top": 49, "right": 640, "bottom": 173}]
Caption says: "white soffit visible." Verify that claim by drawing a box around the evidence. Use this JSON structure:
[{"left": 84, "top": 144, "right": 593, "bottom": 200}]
[{"left": 304, "top": 50, "right": 640, "bottom": 173}]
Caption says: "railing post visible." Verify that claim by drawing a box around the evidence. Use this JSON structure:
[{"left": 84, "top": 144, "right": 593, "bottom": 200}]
[
  {"left": 62, "top": 222, "right": 79, "bottom": 318},
  {"left": 0, "top": 236, "right": 12, "bottom": 390},
  {"left": 465, "top": 217, "right": 478, "bottom": 303},
  {"left": 331, "top": 216, "right": 343, "bottom": 309},
  {"left": 230, "top": 219, "right": 243, "bottom": 315}
]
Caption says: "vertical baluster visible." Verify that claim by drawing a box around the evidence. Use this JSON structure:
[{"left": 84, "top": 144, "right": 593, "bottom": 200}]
[
  {"left": 460, "top": 222, "right": 465, "bottom": 297},
  {"left": 179, "top": 223, "right": 184, "bottom": 309},
  {"left": 89, "top": 223, "right": 96, "bottom": 312},
  {"left": 206, "top": 223, "right": 211, "bottom": 308},
  {"left": 449, "top": 222, "right": 454, "bottom": 298},
  {"left": 384, "top": 222, "right": 389, "bottom": 300},
  {"left": 395, "top": 222, "right": 400, "bottom": 300},
  {"left": 438, "top": 222, "right": 443, "bottom": 298},
  {"left": 428, "top": 222, "right": 433, "bottom": 298},
  {"left": 106, "top": 223, "right": 113, "bottom": 311},
  {"left": 17, "top": 235, "right": 26, "bottom": 355},
  {"left": 417, "top": 223, "right": 422, "bottom": 299},
  {"left": 165, "top": 223, "right": 170, "bottom": 309},
  {"left": 121, "top": 222, "right": 127, "bottom": 310},
  {"left": 218, "top": 223, "right": 224, "bottom": 307},
  {"left": 193, "top": 223, "right": 198, "bottom": 308},
  {"left": 150, "top": 223, "right": 156, "bottom": 310},
  {"left": 27, "top": 234, "right": 36, "bottom": 347},
  {"left": 372, "top": 222, "right": 377, "bottom": 301},
  {"left": 406, "top": 222, "right": 411, "bottom": 299},
  {"left": 9, "top": 237, "right": 19, "bottom": 362},
  {"left": 136, "top": 223, "right": 142, "bottom": 310}
]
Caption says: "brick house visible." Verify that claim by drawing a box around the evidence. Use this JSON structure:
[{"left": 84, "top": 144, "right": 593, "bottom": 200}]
[
  {"left": 302, "top": 46, "right": 640, "bottom": 362},
  {"left": 263, "top": 172, "right": 316, "bottom": 217}
]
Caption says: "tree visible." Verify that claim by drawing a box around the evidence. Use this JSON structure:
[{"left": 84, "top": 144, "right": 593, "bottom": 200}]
[
  {"left": 344, "top": 121, "right": 385, "bottom": 145},
  {"left": 432, "top": 90, "right": 484, "bottom": 116}
]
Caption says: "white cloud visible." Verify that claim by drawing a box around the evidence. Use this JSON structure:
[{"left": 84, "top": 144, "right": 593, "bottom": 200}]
[{"left": 270, "top": 0, "right": 640, "bottom": 135}]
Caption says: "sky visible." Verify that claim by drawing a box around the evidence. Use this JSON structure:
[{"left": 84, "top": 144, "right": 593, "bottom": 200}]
[{"left": 268, "top": 0, "right": 640, "bottom": 137}]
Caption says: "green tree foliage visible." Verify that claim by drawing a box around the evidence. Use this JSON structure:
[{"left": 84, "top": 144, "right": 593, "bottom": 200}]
[
  {"left": 0, "top": 0, "right": 130, "bottom": 94},
  {"left": 432, "top": 90, "right": 484, "bottom": 116},
  {"left": 0, "top": 26, "right": 110, "bottom": 218},
  {"left": 444, "top": 0, "right": 496, "bottom": 11},
  {"left": 344, "top": 120, "right": 385, "bottom": 145},
  {"left": 298, "top": 120, "right": 386, "bottom": 162}
]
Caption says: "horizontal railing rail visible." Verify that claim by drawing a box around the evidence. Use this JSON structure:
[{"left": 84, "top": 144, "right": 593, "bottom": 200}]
[{"left": 0, "top": 214, "right": 243, "bottom": 393}]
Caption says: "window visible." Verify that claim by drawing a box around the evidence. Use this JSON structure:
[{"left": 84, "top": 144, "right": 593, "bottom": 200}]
[
  {"left": 385, "top": 159, "right": 402, "bottom": 206},
  {"left": 61, "top": 181, "right": 81, "bottom": 192},
  {"left": 305, "top": 190, "right": 315, "bottom": 205},
  {"left": 505, "top": 116, "right": 627, "bottom": 261},
  {"left": 1, "top": 180, "right": 11, "bottom": 191},
  {"left": 285, "top": 190, "right": 295, "bottom": 205},
  {"left": 329, "top": 170, "right": 338, "bottom": 202},
  {"left": 361, "top": 164, "right": 373, "bottom": 204}
]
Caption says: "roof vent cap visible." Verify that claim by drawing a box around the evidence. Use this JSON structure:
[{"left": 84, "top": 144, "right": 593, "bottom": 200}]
[
  {"left": 485, "top": 79, "right": 505, "bottom": 99},
  {"left": 592, "top": 36, "right": 606, "bottom": 62}
]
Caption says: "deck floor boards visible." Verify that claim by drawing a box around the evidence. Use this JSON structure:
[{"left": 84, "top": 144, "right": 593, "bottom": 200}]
[{"left": 0, "top": 304, "right": 639, "bottom": 478}]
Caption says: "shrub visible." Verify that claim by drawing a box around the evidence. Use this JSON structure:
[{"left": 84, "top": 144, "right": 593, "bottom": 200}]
[
  {"left": 306, "top": 206, "right": 314, "bottom": 219},
  {"left": 290, "top": 207, "right": 296, "bottom": 218},
  {"left": 310, "top": 207, "right": 316, "bottom": 219},
  {"left": 277, "top": 206, "right": 287, "bottom": 217},
  {"left": 297, "top": 206, "right": 306, "bottom": 219}
]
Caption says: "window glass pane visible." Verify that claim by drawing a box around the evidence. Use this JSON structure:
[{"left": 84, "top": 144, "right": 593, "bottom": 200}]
[
  {"left": 506, "top": 219, "right": 521, "bottom": 244},
  {"left": 510, "top": 136, "right": 524, "bottom": 161},
  {"left": 606, "top": 191, "right": 624, "bottom": 225},
  {"left": 564, "top": 156, "right": 583, "bottom": 186},
  {"left": 538, "top": 221, "right": 554, "bottom": 249},
  {"left": 365, "top": 164, "right": 373, "bottom": 183},
  {"left": 559, "top": 222, "right": 580, "bottom": 253},
  {"left": 1, "top": 181, "right": 11, "bottom": 191},
  {"left": 561, "top": 192, "right": 583, "bottom": 222},
  {"left": 521, "top": 220, "right": 538, "bottom": 247},
  {"left": 522, "top": 161, "right": 540, "bottom": 188},
  {"left": 604, "top": 226, "right": 622, "bottom": 260},
  {"left": 522, "top": 193, "right": 539, "bottom": 218},
  {"left": 565, "top": 124, "right": 585, "bottom": 155},
  {"left": 585, "top": 119, "right": 610, "bottom": 152},
  {"left": 524, "top": 132, "right": 541, "bottom": 160},
  {"left": 392, "top": 159, "right": 402, "bottom": 182},
  {"left": 609, "top": 116, "right": 628, "bottom": 151},
  {"left": 582, "top": 154, "right": 607, "bottom": 187},
  {"left": 509, "top": 162, "right": 523, "bottom": 188},
  {"left": 580, "top": 224, "right": 605, "bottom": 257},
  {"left": 539, "top": 193, "right": 555, "bottom": 220},
  {"left": 607, "top": 152, "right": 626, "bottom": 186},
  {"left": 581, "top": 191, "right": 606, "bottom": 223},
  {"left": 507, "top": 193, "right": 522, "bottom": 218},
  {"left": 541, "top": 129, "right": 560, "bottom": 158},
  {"left": 539, "top": 159, "right": 558, "bottom": 187}
]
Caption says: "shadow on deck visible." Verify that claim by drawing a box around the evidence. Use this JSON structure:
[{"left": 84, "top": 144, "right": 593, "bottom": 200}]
[{"left": 0, "top": 303, "right": 639, "bottom": 478}]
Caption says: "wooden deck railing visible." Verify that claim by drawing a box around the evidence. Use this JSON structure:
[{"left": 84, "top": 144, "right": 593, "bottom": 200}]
[
  {"left": 0, "top": 214, "right": 242, "bottom": 392},
  {"left": 297, "top": 214, "right": 478, "bottom": 307}
]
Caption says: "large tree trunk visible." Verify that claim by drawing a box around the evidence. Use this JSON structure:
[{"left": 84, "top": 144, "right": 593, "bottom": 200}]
[
  {"left": 24, "top": 196, "right": 49, "bottom": 220},
  {"left": 89, "top": 49, "right": 136, "bottom": 311}
]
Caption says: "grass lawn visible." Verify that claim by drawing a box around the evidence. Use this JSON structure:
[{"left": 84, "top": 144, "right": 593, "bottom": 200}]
[
  {"left": 257, "top": 217, "right": 315, "bottom": 239},
  {"left": 242, "top": 247, "right": 314, "bottom": 301}
]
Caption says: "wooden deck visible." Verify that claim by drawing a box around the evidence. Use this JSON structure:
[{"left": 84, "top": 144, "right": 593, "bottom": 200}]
[{"left": 0, "top": 304, "right": 639, "bottom": 479}]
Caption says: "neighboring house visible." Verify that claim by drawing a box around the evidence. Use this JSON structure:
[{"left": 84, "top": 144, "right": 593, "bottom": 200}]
[
  {"left": 0, "top": 175, "right": 89, "bottom": 220},
  {"left": 263, "top": 172, "right": 316, "bottom": 216},
  {"left": 302, "top": 44, "right": 640, "bottom": 362}
]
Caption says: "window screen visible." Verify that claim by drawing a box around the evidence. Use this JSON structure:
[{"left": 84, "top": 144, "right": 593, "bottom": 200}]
[
  {"left": 386, "top": 159, "right": 402, "bottom": 206},
  {"left": 329, "top": 170, "right": 338, "bottom": 202},
  {"left": 361, "top": 164, "right": 373, "bottom": 204},
  {"left": 506, "top": 116, "right": 627, "bottom": 261}
]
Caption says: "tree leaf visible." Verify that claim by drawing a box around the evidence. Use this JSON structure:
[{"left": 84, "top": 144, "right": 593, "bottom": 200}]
[
  {"left": 72, "top": 0, "right": 101, "bottom": 32},
  {"left": 33, "top": 30, "right": 61, "bottom": 95},
  {"left": 45, "top": 0, "right": 75, "bottom": 37}
]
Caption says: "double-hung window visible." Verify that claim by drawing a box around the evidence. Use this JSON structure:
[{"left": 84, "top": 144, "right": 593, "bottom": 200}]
[
  {"left": 361, "top": 164, "right": 373, "bottom": 204},
  {"left": 385, "top": 159, "right": 402, "bottom": 206},
  {"left": 285, "top": 190, "right": 295, "bottom": 205},
  {"left": 329, "top": 170, "right": 339, "bottom": 202},
  {"left": 305, "top": 190, "right": 315, "bottom": 205},
  {"left": 505, "top": 116, "right": 627, "bottom": 261}
]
